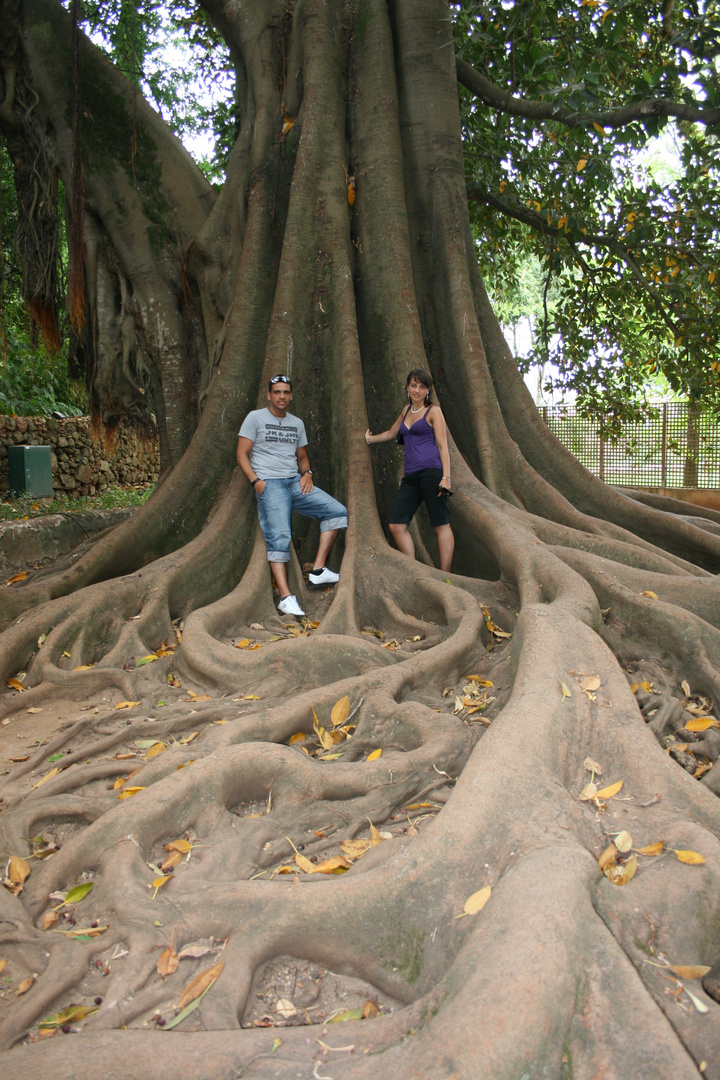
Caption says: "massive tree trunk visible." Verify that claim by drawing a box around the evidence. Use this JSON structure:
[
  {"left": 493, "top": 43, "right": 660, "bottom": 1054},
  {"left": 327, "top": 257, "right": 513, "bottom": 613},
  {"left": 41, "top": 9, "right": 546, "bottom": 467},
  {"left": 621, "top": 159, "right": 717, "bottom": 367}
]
[{"left": 2, "top": 2, "right": 720, "bottom": 1077}]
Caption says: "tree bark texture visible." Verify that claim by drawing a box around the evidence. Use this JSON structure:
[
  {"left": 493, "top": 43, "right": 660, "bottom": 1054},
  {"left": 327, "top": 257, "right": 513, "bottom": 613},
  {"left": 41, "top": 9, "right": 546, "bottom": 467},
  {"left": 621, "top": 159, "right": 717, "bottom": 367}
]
[{"left": 1, "top": 2, "right": 720, "bottom": 1077}]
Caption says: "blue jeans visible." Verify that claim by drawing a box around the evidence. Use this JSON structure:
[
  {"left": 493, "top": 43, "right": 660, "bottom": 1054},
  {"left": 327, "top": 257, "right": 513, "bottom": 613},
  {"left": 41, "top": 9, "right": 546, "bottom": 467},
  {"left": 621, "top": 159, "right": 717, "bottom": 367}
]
[{"left": 256, "top": 476, "right": 347, "bottom": 562}]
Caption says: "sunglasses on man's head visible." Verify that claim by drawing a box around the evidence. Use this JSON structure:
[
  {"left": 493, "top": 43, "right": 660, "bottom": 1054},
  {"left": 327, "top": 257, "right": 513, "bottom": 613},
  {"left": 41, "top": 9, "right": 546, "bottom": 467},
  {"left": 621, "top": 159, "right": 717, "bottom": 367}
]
[{"left": 269, "top": 375, "right": 291, "bottom": 386}]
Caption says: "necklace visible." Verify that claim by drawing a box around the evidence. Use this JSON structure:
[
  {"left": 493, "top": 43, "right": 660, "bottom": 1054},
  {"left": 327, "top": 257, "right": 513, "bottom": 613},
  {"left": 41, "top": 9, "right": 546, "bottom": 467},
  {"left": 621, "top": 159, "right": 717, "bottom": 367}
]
[{"left": 409, "top": 404, "right": 425, "bottom": 413}]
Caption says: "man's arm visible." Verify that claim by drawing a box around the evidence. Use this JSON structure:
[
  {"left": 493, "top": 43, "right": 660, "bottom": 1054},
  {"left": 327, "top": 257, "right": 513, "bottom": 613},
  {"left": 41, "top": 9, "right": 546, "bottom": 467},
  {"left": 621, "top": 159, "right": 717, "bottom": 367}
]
[
  {"left": 297, "top": 446, "right": 314, "bottom": 494},
  {"left": 237, "top": 436, "right": 265, "bottom": 494}
]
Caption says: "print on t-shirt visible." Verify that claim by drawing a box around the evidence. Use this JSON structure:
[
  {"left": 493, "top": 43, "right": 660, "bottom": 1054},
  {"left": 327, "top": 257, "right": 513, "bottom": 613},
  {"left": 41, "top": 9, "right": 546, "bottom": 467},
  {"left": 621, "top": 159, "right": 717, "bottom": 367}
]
[{"left": 264, "top": 420, "right": 299, "bottom": 446}]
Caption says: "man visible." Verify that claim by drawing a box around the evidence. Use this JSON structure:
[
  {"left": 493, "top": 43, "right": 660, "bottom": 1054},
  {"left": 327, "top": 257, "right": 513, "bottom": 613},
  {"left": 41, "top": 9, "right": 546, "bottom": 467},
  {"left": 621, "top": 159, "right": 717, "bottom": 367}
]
[{"left": 237, "top": 374, "right": 347, "bottom": 617}]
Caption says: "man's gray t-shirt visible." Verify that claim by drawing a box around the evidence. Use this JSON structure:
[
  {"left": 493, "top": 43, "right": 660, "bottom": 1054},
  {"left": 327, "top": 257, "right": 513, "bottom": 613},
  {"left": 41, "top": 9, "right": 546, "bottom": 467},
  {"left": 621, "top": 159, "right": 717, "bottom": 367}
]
[{"left": 238, "top": 408, "right": 308, "bottom": 478}]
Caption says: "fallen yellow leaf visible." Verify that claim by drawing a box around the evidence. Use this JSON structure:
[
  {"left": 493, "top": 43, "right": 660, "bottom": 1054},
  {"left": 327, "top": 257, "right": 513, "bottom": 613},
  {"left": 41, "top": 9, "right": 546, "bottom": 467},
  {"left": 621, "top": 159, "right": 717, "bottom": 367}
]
[
  {"left": 8, "top": 855, "right": 31, "bottom": 886},
  {"left": 7, "top": 678, "right": 25, "bottom": 692},
  {"left": 331, "top": 695, "right": 351, "bottom": 727},
  {"left": 596, "top": 779, "right": 623, "bottom": 799},
  {"left": 366, "top": 748, "right": 382, "bottom": 761},
  {"left": 115, "top": 701, "right": 141, "bottom": 710},
  {"left": 604, "top": 854, "right": 637, "bottom": 886},
  {"left": 146, "top": 742, "right": 167, "bottom": 760},
  {"left": 642, "top": 590, "right": 658, "bottom": 600},
  {"left": 673, "top": 849, "right": 706, "bottom": 865},
  {"left": 462, "top": 885, "right": 491, "bottom": 915},
  {"left": 684, "top": 717, "right": 716, "bottom": 732},
  {"left": 15, "top": 975, "right": 35, "bottom": 996},
  {"left": 668, "top": 964, "right": 711, "bottom": 980},
  {"left": 31, "top": 767, "right": 59, "bottom": 790},
  {"left": 637, "top": 841, "right": 664, "bottom": 856}
]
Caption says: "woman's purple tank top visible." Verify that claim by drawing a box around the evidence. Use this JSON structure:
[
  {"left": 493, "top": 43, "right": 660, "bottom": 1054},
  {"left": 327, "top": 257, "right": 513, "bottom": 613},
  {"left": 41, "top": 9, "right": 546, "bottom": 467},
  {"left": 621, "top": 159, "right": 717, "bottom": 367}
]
[{"left": 400, "top": 411, "right": 442, "bottom": 474}]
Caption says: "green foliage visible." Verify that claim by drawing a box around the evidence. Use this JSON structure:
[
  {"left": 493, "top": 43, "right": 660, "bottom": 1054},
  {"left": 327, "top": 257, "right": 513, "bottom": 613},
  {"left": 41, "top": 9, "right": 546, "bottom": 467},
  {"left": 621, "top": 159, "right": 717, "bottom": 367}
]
[
  {"left": 0, "top": 325, "right": 87, "bottom": 417},
  {"left": 454, "top": 0, "right": 720, "bottom": 419},
  {"left": 1, "top": 151, "right": 86, "bottom": 417},
  {"left": 73, "top": 0, "right": 236, "bottom": 180},
  {"left": 0, "top": 484, "right": 153, "bottom": 522}
]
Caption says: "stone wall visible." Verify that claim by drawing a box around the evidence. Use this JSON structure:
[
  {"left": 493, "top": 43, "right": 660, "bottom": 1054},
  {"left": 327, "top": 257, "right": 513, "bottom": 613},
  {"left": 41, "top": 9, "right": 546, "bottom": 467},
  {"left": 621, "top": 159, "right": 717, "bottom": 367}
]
[{"left": 0, "top": 416, "right": 159, "bottom": 495}]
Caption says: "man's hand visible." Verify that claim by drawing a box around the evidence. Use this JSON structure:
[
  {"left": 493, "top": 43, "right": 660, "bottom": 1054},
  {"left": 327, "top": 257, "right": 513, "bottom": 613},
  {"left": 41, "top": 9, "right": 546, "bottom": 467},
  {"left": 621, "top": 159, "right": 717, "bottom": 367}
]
[
  {"left": 254, "top": 479, "right": 266, "bottom": 496},
  {"left": 299, "top": 471, "right": 314, "bottom": 495}
]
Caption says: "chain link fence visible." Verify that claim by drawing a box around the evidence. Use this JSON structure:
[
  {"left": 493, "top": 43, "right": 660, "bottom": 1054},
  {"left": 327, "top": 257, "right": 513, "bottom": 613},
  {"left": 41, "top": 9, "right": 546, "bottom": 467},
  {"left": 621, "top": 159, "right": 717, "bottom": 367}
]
[{"left": 542, "top": 402, "right": 720, "bottom": 489}]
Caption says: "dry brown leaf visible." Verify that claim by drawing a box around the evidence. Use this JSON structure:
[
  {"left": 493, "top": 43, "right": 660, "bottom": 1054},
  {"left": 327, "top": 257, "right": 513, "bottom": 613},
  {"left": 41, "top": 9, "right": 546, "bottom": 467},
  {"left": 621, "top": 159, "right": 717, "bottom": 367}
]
[
  {"left": 8, "top": 855, "right": 31, "bottom": 886},
  {"left": 637, "top": 841, "right": 664, "bottom": 856},
  {"left": 234, "top": 638, "right": 251, "bottom": 649},
  {"left": 178, "top": 960, "right": 224, "bottom": 1008},
  {"left": 42, "top": 911, "right": 60, "bottom": 930},
  {"left": 6, "top": 572, "right": 28, "bottom": 584},
  {"left": 681, "top": 679, "right": 692, "bottom": 696},
  {"left": 615, "top": 830, "right": 633, "bottom": 853},
  {"left": 294, "top": 853, "right": 315, "bottom": 874},
  {"left": 583, "top": 757, "right": 602, "bottom": 774},
  {"left": 362, "top": 1000, "right": 379, "bottom": 1018},
  {"left": 115, "top": 700, "right": 141, "bottom": 710},
  {"left": 596, "top": 779, "right": 623, "bottom": 799},
  {"left": 463, "top": 885, "right": 491, "bottom": 915},
  {"left": 180, "top": 731, "right": 200, "bottom": 745},
  {"left": 604, "top": 854, "right": 637, "bottom": 886},
  {"left": 157, "top": 947, "right": 179, "bottom": 977},
  {"left": 30, "top": 768, "right": 59, "bottom": 791},
  {"left": 366, "top": 748, "right": 382, "bottom": 761},
  {"left": 673, "top": 849, "right": 706, "bottom": 865},
  {"left": 579, "top": 782, "right": 597, "bottom": 802},
  {"left": 577, "top": 674, "right": 601, "bottom": 692},
  {"left": 669, "top": 964, "right": 711, "bottom": 980},
  {"left": 331, "top": 696, "right": 351, "bottom": 727},
  {"left": 27, "top": 707, "right": 43, "bottom": 714},
  {"left": 185, "top": 692, "right": 212, "bottom": 702},
  {"left": 15, "top": 975, "right": 35, "bottom": 996}
]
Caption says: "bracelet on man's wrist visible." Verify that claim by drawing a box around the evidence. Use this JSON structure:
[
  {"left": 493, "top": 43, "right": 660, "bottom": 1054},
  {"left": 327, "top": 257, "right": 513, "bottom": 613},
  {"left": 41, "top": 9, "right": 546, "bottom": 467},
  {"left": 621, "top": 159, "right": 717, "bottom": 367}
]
[
  {"left": 442, "top": 477, "right": 451, "bottom": 482},
  {"left": 300, "top": 470, "right": 313, "bottom": 477},
  {"left": 251, "top": 477, "right": 261, "bottom": 486}
]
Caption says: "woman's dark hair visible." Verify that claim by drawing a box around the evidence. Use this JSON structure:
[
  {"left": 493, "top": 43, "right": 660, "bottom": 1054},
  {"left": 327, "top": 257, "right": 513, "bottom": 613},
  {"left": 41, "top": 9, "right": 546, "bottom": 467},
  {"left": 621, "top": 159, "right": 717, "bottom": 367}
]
[{"left": 406, "top": 368, "right": 433, "bottom": 405}]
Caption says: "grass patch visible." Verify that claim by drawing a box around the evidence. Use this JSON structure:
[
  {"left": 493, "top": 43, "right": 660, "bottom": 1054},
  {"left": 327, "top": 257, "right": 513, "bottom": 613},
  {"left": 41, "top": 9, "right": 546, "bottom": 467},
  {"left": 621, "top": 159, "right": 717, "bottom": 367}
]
[{"left": 0, "top": 484, "right": 154, "bottom": 522}]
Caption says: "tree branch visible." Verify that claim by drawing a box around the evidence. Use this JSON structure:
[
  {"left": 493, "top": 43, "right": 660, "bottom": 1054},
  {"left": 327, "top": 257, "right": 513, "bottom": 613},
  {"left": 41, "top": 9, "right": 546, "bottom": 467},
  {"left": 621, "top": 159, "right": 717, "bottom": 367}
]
[
  {"left": 468, "top": 185, "right": 681, "bottom": 337},
  {"left": 456, "top": 57, "right": 720, "bottom": 129}
]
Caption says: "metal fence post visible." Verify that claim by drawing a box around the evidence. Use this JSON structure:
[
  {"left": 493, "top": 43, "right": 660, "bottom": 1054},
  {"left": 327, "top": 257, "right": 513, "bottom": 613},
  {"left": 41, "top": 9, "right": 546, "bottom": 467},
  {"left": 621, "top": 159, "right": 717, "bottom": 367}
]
[{"left": 661, "top": 403, "right": 667, "bottom": 489}]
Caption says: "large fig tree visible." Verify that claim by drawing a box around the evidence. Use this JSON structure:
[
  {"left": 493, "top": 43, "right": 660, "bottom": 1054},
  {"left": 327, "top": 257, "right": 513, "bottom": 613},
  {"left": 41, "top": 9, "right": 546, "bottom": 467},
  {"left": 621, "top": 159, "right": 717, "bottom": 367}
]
[{"left": 1, "top": 2, "right": 720, "bottom": 1077}]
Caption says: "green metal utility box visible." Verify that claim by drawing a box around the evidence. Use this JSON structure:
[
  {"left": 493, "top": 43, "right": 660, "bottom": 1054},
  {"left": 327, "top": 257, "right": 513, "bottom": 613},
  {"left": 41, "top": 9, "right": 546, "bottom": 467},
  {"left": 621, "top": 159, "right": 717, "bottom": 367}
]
[{"left": 7, "top": 445, "right": 54, "bottom": 497}]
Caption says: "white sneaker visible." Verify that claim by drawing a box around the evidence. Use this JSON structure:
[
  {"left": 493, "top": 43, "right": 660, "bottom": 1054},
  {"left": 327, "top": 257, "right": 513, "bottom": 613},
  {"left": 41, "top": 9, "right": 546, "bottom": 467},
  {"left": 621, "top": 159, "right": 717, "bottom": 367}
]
[
  {"left": 308, "top": 567, "right": 340, "bottom": 586},
  {"left": 278, "top": 594, "right": 305, "bottom": 617}
]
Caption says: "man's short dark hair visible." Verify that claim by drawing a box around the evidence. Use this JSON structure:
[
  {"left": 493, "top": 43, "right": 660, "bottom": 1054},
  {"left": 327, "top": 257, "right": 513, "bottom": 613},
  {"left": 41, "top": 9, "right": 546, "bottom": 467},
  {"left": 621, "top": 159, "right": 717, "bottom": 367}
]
[{"left": 268, "top": 374, "right": 292, "bottom": 391}]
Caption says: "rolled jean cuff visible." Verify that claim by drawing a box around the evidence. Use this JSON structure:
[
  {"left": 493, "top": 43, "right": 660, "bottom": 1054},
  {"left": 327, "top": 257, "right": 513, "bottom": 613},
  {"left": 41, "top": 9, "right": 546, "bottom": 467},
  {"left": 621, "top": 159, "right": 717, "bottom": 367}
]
[
  {"left": 267, "top": 549, "right": 291, "bottom": 563},
  {"left": 320, "top": 515, "right": 348, "bottom": 532}
]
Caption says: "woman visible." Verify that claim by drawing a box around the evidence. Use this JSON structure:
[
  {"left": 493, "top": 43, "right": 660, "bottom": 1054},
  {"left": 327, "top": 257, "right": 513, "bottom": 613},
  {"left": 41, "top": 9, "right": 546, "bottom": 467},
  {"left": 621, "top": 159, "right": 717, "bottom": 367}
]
[{"left": 365, "top": 369, "right": 455, "bottom": 572}]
